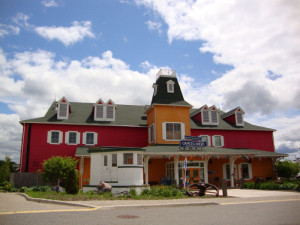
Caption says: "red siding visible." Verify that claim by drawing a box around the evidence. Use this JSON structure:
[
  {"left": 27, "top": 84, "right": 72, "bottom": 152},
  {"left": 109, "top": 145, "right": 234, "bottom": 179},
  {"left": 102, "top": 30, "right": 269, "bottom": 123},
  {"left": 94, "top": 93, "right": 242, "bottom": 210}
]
[
  {"left": 191, "top": 129, "right": 274, "bottom": 152},
  {"left": 192, "top": 112, "right": 202, "bottom": 124},
  {"left": 20, "top": 123, "right": 148, "bottom": 172},
  {"left": 224, "top": 114, "right": 236, "bottom": 125}
]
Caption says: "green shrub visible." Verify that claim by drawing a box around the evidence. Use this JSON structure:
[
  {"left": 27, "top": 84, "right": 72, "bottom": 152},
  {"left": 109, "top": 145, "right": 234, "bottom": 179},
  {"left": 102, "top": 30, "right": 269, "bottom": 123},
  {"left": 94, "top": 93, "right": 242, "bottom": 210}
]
[
  {"left": 129, "top": 189, "right": 137, "bottom": 197},
  {"left": 0, "top": 181, "right": 13, "bottom": 191},
  {"left": 65, "top": 169, "right": 79, "bottom": 195},
  {"left": 244, "top": 182, "right": 255, "bottom": 189},
  {"left": 276, "top": 161, "right": 300, "bottom": 179}
]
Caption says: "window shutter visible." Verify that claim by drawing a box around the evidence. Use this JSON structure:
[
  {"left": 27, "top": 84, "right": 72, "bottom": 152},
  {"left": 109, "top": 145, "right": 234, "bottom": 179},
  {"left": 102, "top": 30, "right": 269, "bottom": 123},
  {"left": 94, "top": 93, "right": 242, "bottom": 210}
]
[
  {"left": 94, "top": 132, "right": 98, "bottom": 145},
  {"left": 76, "top": 132, "right": 80, "bottom": 144},
  {"left": 180, "top": 123, "right": 185, "bottom": 140},
  {"left": 47, "top": 131, "right": 51, "bottom": 143},
  {"left": 207, "top": 136, "right": 211, "bottom": 146},
  {"left": 162, "top": 122, "right": 166, "bottom": 140},
  {"left": 212, "top": 135, "right": 215, "bottom": 146},
  {"left": 236, "top": 112, "right": 243, "bottom": 125},
  {"left": 58, "top": 103, "right": 68, "bottom": 118},
  {"left": 65, "top": 132, "right": 69, "bottom": 144},
  {"left": 82, "top": 132, "right": 86, "bottom": 145},
  {"left": 221, "top": 135, "right": 224, "bottom": 147},
  {"left": 59, "top": 131, "right": 63, "bottom": 144}
]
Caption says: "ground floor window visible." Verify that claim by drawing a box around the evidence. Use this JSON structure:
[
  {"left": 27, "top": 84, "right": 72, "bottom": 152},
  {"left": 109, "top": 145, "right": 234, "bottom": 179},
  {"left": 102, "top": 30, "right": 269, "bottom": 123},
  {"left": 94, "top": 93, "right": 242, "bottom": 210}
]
[
  {"left": 123, "top": 153, "right": 133, "bottom": 165},
  {"left": 239, "top": 163, "right": 252, "bottom": 180},
  {"left": 112, "top": 154, "right": 117, "bottom": 167},
  {"left": 137, "top": 154, "right": 143, "bottom": 165}
]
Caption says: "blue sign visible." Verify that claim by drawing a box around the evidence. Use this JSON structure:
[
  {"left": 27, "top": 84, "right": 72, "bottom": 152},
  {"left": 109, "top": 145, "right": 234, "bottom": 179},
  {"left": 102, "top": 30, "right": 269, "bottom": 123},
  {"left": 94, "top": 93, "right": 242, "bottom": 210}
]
[
  {"left": 180, "top": 140, "right": 207, "bottom": 148},
  {"left": 184, "top": 135, "right": 202, "bottom": 141}
]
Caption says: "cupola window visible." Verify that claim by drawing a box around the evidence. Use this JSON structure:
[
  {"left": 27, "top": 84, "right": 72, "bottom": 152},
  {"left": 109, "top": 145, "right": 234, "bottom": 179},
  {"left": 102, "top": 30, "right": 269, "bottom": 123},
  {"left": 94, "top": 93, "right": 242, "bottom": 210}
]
[
  {"left": 166, "top": 80, "right": 175, "bottom": 93},
  {"left": 94, "top": 99, "right": 116, "bottom": 121}
]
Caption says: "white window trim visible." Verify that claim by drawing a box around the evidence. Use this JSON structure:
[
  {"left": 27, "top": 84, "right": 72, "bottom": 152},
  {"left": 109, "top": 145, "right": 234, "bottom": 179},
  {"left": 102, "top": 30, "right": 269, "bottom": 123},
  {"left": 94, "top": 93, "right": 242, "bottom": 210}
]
[
  {"left": 238, "top": 163, "right": 252, "bottom": 180},
  {"left": 82, "top": 132, "right": 98, "bottom": 146},
  {"left": 148, "top": 124, "right": 156, "bottom": 144},
  {"left": 201, "top": 109, "right": 210, "bottom": 125},
  {"left": 210, "top": 110, "right": 219, "bottom": 125},
  {"left": 94, "top": 99, "right": 116, "bottom": 122},
  {"left": 199, "top": 135, "right": 211, "bottom": 146},
  {"left": 166, "top": 80, "right": 175, "bottom": 93},
  {"left": 235, "top": 111, "right": 244, "bottom": 126},
  {"left": 94, "top": 104, "right": 104, "bottom": 121},
  {"left": 212, "top": 135, "right": 224, "bottom": 147},
  {"left": 162, "top": 122, "right": 185, "bottom": 141},
  {"left": 57, "top": 102, "right": 69, "bottom": 120},
  {"left": 47, "top": 130, "right": 63, "bottom": 145},
  {"left": 223, "top": 163, "right": 237, "bottom": 180},
  {"left": 65, "top": 131, "right": 80, "bottom": 145}
]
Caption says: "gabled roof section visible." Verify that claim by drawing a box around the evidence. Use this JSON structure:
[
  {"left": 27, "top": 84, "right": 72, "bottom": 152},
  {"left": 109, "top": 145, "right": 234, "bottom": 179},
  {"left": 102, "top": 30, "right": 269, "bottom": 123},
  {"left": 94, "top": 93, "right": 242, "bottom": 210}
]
[
  {"left": 151, "top": 69, "right": 191, "bottom": 107},
  {"left": 190, "top": 104, "right": 209, "bottom": 117},
  {"left": 221, "top": 106, "right": 244, "bottom": 119}
]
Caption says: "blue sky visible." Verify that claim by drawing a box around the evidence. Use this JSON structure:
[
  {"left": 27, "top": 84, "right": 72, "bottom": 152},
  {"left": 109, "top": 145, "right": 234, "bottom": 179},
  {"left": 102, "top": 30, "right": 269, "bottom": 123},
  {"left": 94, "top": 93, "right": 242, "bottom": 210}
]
[{"left": 0, "top": 0, "right": 299, "bottom": 162}]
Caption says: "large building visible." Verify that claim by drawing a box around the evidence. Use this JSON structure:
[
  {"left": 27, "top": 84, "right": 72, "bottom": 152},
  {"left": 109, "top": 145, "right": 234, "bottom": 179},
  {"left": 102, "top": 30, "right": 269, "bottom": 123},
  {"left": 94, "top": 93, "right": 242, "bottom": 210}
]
[{"left": 19, "top": 69, "right": 286, "bottom": 190}]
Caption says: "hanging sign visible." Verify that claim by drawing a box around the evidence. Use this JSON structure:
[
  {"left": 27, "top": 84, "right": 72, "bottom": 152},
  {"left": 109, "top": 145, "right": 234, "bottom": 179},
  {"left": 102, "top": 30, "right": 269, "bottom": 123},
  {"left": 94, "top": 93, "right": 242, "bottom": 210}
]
[{"left": 180, "top": 135, "right": 207, "bottom": 151}]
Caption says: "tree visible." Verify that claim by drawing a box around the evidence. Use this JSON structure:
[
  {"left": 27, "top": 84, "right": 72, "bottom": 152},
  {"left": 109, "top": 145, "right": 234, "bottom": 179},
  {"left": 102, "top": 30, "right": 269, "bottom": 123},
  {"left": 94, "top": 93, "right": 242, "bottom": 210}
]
[
  {"left": 65, "top": 168, "right": 79, "bottom": 194},
  {"left": 42, "top": 156, "right": 78, "bottom": 189},
  {"left": 276, "top": 160, "right": 300, "bottom": 179},
  {"left": 0, "top": 157, "right": 14, "bottom": 184}
]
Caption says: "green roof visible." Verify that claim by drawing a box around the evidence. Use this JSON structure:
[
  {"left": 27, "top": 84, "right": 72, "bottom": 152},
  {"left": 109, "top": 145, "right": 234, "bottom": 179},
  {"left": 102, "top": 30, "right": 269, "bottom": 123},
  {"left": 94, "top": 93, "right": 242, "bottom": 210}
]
[
  {"left": 20, "top": 102, "right": 148, "bottom": 127},
  {"left": 75, "top": 145, "right": 287, "bottom": 158},
  {"left": 20, "top": 100, "right": 274, "bottom": 131}
]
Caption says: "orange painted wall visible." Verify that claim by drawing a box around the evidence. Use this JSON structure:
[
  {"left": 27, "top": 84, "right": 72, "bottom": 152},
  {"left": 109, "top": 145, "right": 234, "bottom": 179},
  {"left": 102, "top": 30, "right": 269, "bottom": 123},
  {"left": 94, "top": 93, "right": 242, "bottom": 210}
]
[
  {"left": 150, "top": 105, "right": 191, "bottom": 144},
  {"left": 251, "top": 158, "right": 274, "bottom": 179},
  {"left": 148, "top": 158, "right": 170, "bottom": 185},
  {"left": 79, "top": 157, "right": 91, "bottom": 188}
]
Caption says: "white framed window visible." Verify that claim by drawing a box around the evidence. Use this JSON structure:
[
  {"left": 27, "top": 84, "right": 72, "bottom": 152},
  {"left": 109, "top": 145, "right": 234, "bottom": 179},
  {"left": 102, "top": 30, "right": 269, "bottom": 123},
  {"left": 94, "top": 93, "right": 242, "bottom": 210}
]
[
  {"left": 94, "top": 99, "right": 116, "bottom": 121},
  {"left": 104, "top": 155, "right": 108, "bottom": 166},
  {"left": 83, "top": 132, "right": 98, "bottom": 145},
  {"left": 148, "top": 124, "right": 155, "bottom": 143},
  {"left": 199, "top": 135, "right": 211, "bottom": 146},
  {"left": 65, "top": 131, "right": 80, "bottom": 145},
  {"left": 202, "top": 109, "right": 210, "bottom": 124},
  {"left": 137, "top": 154, "right": 143, "bottom": 165},
  {"left": 210, "top": 107, "right": 219, "bottom": 125},
  {"left": 162, "top": 122, "right": 185, "bottom": 141},
  {"left": 152, "top": 83, "right": 158, "bottom": 96},
  {"left": 212, "top": 135, "right": 224, "bottom": 147},
  {"left": 238, "top": 163, "right": 252, "bottom": 180},
  {"left": 166, "top": 80, "right": 175, "bottom": 93},
  {"left": 47, "top": 130, "right": 63, "bottom": 144},
  {"left": 112, "top": 154, "right": 117, "bottom": 167},
  {"left": 57, "top": 97, "right": 70, "bottom": 120},
  {"left": 123, "top": 153, "right": 133, "bottom": 165},
  {"left": 236, "top": 111, "right": 244, "bottom": 126}
]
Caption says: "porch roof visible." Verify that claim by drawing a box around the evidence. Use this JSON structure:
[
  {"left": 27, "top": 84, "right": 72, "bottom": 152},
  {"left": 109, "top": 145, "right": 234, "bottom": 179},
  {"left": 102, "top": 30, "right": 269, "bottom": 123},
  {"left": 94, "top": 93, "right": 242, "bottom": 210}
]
[
  {"left": 143, "top": 145, "right": 287, "bottom": 158},
  {"left": 75, "top": 145, "right": 287, "bottom": 158}
]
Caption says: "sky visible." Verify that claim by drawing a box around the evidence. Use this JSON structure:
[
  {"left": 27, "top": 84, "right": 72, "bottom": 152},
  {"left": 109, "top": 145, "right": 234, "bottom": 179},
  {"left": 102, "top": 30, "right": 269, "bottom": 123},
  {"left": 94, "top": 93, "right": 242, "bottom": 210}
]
[{"left": 0, "top": 0, "right": 299, "bottom": 163}]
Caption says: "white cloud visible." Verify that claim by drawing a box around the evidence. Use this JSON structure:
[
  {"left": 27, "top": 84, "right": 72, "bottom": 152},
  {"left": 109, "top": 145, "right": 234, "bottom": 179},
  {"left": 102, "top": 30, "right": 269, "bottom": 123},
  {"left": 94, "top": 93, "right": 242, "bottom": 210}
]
[
  {"left": 0, "top": 24, "right": 20, "bottom": 37},
  {"left": 41, "top": 0, "right": 59, "bottom": 8},
  {"left": 35, "top": 21, "right": 95, "bottom": 46},
  {"left": 136, "top": 0, "right": 300, "bottom": 159},
  {"left": 145, "top": 20, "right": 162, "bottom": 34}
]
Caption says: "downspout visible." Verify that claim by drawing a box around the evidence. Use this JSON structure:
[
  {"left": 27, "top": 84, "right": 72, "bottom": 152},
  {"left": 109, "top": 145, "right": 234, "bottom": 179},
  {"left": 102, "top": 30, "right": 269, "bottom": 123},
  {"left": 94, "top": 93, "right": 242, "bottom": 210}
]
[{"left": 25, "top": 123, "right": 32, "bottom": 172}]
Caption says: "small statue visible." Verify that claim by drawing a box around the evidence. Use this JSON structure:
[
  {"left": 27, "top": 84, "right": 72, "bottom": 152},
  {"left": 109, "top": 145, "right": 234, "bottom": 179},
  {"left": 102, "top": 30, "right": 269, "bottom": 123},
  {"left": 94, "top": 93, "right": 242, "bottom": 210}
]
[{"left": 97, "top": 181, "right": 112, "bottom": 193}]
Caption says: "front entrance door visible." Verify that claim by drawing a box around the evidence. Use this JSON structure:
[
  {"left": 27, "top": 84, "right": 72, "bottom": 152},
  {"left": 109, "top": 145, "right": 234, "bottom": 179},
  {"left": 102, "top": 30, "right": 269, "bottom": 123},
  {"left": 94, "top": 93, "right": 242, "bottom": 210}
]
[{"left": 185, "top": 168, "right": 201, "bottom": 186}]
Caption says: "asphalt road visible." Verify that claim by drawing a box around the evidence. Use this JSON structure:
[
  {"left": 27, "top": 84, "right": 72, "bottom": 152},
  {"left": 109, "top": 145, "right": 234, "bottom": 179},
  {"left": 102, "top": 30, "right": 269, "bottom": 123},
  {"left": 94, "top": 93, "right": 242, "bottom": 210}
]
[{"left": 1, "top": 193, "right": 300, "bottom": 225}]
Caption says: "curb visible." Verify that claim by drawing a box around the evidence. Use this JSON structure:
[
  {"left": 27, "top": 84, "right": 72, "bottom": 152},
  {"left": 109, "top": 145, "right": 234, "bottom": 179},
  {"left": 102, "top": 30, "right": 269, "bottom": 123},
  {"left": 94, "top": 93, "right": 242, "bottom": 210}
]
[
  {"left": 18, "top": 193, "right": 96, "bottom": 209},
  {"left": 18, "top": 193, "right": 220, "bottom": 209}
]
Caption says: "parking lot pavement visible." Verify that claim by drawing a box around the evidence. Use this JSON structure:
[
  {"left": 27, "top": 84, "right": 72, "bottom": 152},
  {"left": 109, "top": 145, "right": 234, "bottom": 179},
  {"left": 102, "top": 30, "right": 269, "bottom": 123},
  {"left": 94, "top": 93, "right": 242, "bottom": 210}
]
[{"left": 0, "top": 193, "right": 86, "bottom": 214}]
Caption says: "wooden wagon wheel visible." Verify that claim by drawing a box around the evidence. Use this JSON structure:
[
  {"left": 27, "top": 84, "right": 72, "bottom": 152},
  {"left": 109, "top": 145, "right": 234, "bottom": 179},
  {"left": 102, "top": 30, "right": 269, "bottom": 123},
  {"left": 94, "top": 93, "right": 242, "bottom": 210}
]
[{"left": 186, "top": 183, "right": 219, "bottom": 197}]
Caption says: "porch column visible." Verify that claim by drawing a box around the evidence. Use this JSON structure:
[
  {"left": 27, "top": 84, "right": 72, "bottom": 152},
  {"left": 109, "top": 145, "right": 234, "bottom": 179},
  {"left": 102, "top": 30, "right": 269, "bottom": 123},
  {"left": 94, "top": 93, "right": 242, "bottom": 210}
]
[
  {"left": 229, "top": 156, "right": 236, "bottom": 188},
  {"left": 174, "top": 155, "right": 179, "bottom": 186},
  {"left": 80, "top": 156, "right": 84, "bottom": 189},
  {"left": 204, "top": 157, "right": 209, "bottom": 183},
  {"left": 143, "top": 155, "right": 150, "bottom": 185}
]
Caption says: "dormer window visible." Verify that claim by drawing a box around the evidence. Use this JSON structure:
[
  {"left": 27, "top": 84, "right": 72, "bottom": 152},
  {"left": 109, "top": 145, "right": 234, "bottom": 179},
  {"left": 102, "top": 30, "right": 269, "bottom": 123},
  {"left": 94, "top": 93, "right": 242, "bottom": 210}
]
[
  {"left": 94, "top": 99, "right": 116, "bottom": 121},
  {"left": 202, "top": 107, "right": 210, "bottom": 125},
  {"left": 166, "top": 80, "right": 175, "bottom": 93},
  {"left": 57, "top": 97, "right": 70, "bottom": 120},
  {"left": 210, "top": 106, "right": 219, "bottom": 125},
  {"left": 235, "top": 109, "right": 244, "bottom": 126}
]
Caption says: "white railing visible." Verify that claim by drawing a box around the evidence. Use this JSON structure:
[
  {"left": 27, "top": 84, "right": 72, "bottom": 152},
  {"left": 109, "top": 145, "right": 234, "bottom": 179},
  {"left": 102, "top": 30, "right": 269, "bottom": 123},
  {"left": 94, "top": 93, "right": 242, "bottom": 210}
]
[{"left": 156, "top": 69, "right": 176, "bottom": 80}]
